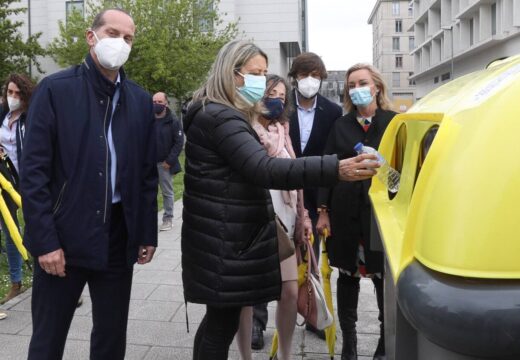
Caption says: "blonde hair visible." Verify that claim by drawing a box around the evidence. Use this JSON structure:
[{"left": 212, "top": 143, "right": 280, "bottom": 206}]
[
  {"left": 343, "top": 63, "right": 392, "bottom": 113},
  {"left": 192, "top": 40, "right": 268, "bottom": 120}
]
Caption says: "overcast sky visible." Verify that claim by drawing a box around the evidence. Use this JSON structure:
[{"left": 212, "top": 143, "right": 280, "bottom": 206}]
[{"left": 307, "top": 0, "right": 378, "bottom": 71}]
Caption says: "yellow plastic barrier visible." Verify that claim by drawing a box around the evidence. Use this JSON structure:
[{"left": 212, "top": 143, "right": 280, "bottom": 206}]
[{"left": 0, "top": 172, "right": 27, "bottom": 261}]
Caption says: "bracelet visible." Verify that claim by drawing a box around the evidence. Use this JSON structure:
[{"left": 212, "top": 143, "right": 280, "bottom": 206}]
[{"left": 317, "top": 207, "right": 328, "bottom": 214}]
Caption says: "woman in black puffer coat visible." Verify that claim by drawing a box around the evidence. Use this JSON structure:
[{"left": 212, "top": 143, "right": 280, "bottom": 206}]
[{"left": 182, "top": 40, "right": 380, "bottom": 360}]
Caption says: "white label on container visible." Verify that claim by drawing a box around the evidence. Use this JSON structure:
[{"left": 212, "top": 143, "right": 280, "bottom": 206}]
[{"left": 473, "top": 63, "right": 520, "bottom": 104}]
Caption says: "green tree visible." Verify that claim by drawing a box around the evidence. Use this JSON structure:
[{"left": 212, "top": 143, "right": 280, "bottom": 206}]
[
  {"left": 0, "top": 0, "right": 46, "bottom": 80},
  {"left": 47, "top": 9, "right": 89, "bottom": 68},
  {"left": 48, "top": 0, "right": 238, "bottom": 102}
]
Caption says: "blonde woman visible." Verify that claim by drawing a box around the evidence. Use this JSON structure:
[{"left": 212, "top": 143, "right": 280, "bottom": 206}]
[
  {"left": 182, "top": 42, "right": 380, "bottom": 360},
  {"left": 317, "top": 63, "right": 396, "bottom": 360}
]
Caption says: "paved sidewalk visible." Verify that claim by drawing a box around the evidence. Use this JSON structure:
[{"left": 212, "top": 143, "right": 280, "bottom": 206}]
[{"left": 0, "top": 201, "right": 379, "bottom": 359}]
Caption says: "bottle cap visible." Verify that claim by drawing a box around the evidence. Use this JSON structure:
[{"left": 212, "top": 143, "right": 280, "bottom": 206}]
[{"left": 354, "top": 142, "right": 364, "bottom": 153}]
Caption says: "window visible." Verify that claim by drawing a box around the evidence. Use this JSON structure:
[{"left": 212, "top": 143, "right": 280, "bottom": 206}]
[
  {"left": 395, "top": 20, "right": 403, "bottom": 32},
  {"left": 434, "top": 76, "right": 439, "bottom": 84},
  {"left": 408, "top": 1, "right": 413, "bottom": 16},
  {"left": 197, "top": 0, "right": 215, "bottom": 32},
  {"left": 338, "top": 81, "right": 345, "bottom": 93},
  {"left": 409, "top": 36, "right": 415, "bottom": 51},
  {"left": 469, "top": 18, "right": 474, "bottom": 45},
  {"left": 66, "top": 1, "right": 84, "bottom": 20},
  {"left": 392, "top": 37, "right": 400, "bottom": 51},
  {"left": 392, "top": 72, "right": 400, "bottom": 87},
  {"left": 441, "top": 72, "right": 451, "bottom": 81},
  {"left": 393, "top": 0, "right": 400, "bottom": 16},
  {"left": 395, "top": 55, "right": 403, "bottom": 68},
  {"left": 408, "top": 72, "right": 415, "bottom": 86},
  {"left": 491, "top": 2, "right": 497, "bottom": 35}
]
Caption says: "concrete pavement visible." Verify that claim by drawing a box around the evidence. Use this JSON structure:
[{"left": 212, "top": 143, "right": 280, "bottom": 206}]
[{"left": 0, "top": 201, "right": 380, "bottom": 359}]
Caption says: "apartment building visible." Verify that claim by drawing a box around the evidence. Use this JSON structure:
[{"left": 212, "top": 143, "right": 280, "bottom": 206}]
[
  {"left": 369, "top": 0, "right": 416, "bottom": 112},
  {"left": 10, "top": 0, "right": 308, "bottom": 77},
  {"left": 319, "top": 70, "right": 346, "bottom": 106},
  {"left": 410, "top": 0, "right": 520, "bottom": 98}
]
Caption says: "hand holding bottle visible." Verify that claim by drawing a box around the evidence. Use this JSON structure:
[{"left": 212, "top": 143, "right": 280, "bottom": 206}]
[
  {"left": 354, "top": 142, "right": 401, "bottom": 193},
  {"left": 338, "top": 153, "right": 380, "bottom": 181}
]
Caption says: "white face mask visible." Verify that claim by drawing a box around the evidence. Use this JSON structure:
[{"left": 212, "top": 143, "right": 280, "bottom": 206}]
[
  {"left": 297, "top": 76, "right": 321, "bottom": 98},
  {"left": 92, "top": 31, "right": 131, "bottom": 71},
  {"left": 7, "top": 96, "right": 21, "bottom": 112}
]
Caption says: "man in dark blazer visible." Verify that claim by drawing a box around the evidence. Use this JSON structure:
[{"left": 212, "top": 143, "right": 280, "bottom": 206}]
[
  {"left": 288, "top": 52, "right": 342, "bottom": 338},
  {"left": 288, "top": 52, "right": 342, "bottom": 255}
]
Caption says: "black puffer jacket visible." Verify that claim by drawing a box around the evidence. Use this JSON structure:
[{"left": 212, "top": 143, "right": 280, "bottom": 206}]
[{"left": 182, "top": 101, "right": 339, "bottom": 307}]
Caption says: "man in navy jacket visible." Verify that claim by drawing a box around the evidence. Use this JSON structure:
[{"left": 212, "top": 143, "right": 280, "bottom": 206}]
[{"left": 21, "top": 8, "right": 157, "bottom": 359}]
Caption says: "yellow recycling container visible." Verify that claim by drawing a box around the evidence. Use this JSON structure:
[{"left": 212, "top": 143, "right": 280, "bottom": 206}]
[{"left": 370, "top": 55, "right": 520, "bottom": 360}]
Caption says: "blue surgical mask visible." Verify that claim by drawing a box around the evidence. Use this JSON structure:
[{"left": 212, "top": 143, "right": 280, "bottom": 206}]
[
  {"left": 237, "top": 72, "right": 266, "bottom": 104},
  {"left": 263, "top": 97, "right": 285, "bottom": 120},
  {"left": 349, "top": 86, "right": 374, "bottom": 107}
]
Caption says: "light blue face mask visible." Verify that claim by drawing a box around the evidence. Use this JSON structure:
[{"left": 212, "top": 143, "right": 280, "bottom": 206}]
[
  {"left": 237, "top": 72, "right": 266, "bottom": 104},
  {"left": 349, "top": 86, "right": 374, "bottom": 107}
]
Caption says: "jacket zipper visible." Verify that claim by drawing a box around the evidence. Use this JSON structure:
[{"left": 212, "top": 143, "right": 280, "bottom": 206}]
[
  {"left": 52, "top": 181, "right": 68, "bottom": 215},
  {"left": 102, "top": 96, "right": 111, "bottom": 224}
]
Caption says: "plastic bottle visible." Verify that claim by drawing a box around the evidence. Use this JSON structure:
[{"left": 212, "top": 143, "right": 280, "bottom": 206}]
[{"left": 354, "top": 142, "right": 400, "bottom": 193}]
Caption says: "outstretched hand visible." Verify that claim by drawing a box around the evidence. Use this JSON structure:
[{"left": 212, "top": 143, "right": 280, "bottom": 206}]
[{"left": 338, "top": 153, "right": 379, "bottom": 181}]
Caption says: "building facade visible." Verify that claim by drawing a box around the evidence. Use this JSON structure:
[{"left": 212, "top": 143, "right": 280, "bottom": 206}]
[
  {"left": 319, "top": 70, "right": 346, "bottom": 106},
  {"left": 219, "top": 0, "right": 307, "bottom": 77},
  {"left": 410, "top": 0, "right": 520, "bottom": 98},
  {"left": 369, "top": 0, "right": 416, "bottom": 112},
  {"left": 10, "top": 0, "right": 307, "bottom": 78}
]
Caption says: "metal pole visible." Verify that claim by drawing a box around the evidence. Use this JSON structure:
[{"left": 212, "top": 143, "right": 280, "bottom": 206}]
[
  {"left": 450, "top": 27, "right": 454, "bottom": 79},
  {"left": 28, "top": 0, "right": 32, "bottom": 77}
]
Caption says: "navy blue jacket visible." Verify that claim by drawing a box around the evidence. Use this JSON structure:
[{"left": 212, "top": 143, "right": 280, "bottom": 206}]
[
  {"left": 21, "top": 54, "right": 158, "bottom": 269},
  {"left": 156, "top": 108, "right": 184, "bottom": 174}
]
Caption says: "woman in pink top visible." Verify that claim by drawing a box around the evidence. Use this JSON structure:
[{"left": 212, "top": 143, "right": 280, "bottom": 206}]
[{"left": 235, "top": 75, "right": 312, "bottom": 360}]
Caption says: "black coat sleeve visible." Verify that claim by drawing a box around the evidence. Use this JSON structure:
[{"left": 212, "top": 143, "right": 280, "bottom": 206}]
[
  {"left": 212, "top": 115, "right": 339, "bottom": 190},
  {"left": 20, "top": 79, "right": 62, "bottom": 256},
  {"left": 139, "top": 99, "right": 159, "bottom": 246}
]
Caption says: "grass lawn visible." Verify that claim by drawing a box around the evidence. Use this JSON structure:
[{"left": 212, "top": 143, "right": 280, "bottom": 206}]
[{"left": 0, "top": 151, "right": 186, "bottom": 301}]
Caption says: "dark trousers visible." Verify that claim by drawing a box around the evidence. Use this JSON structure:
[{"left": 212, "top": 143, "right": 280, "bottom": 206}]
[
  {"left": 253, "top": 302, "right": 268, "bottom": 330},
  {"left": 193, "top": 305, "right": 242, "bottom": 360},
  {"left": 28, "top": 204, "right": 133, "bottom": 360}
]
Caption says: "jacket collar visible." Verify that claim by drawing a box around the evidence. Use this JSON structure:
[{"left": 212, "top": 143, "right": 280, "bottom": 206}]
[
  {"left": 155, "top": 108, "right": 174, "bottom": 124},
  {"left": 82, "top": 53, "right": 127, "bottom": 97}
]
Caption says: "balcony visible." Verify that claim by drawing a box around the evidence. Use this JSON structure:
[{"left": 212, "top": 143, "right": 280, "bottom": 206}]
[{"left": 456, "top": 0, "right": 495, "bottom": 20}]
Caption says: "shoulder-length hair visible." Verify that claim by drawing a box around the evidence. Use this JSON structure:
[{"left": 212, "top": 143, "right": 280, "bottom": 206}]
[
  {"left": 192, "top": 40, "right": 268, "bottom": 120},
  {"left": 264, "top": 74, "right": 292, "bottom": 123},
  {"left": 343, "top": 63, "right": 392, "bottom": 114},
  {"left": 2, "top": 73, "right": 35, "bottom": 113}
]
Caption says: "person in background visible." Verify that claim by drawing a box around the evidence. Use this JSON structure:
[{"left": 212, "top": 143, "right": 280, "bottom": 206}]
[
  {"left": 182, "top": 40, "right": 379, "bottom": 360},
  {"left": 153, "top": 92, "right": 184, "bottom": 231},
  {"left": 287, "top": 51, "right": 343, "bottom": 340},
  {"left": 0, "top": 73, "right": 34, "bottom": 305},
  {"left": 20, "top": 8, "right": 157, "bottom": 359},
  {"left": 235, "top": 74, "right": 312, "bottom": 360},
  {"left": 317, "top": 63, "right": 397, "bottom": 360}
]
